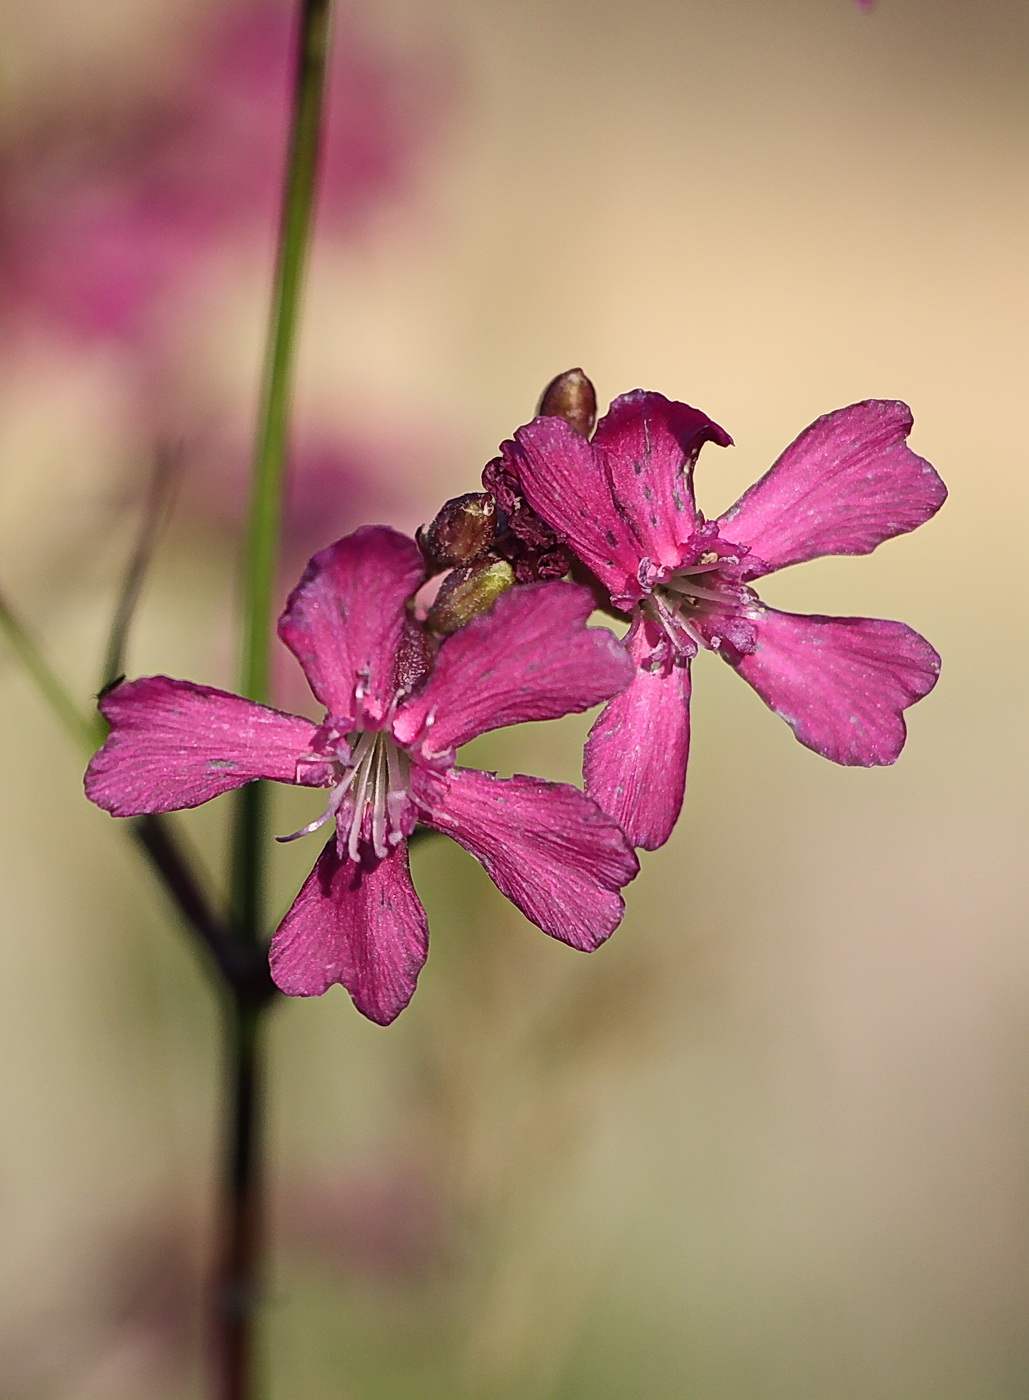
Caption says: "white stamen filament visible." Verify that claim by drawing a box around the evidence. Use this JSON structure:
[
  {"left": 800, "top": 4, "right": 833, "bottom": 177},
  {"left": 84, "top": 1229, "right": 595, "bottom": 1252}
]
[
  {"left": 276, "top": 728, "right": 411, "bottom": 861},
  {"left": 644, "top": 592, "right": 703, "bottom": 653},
  {"left": 663, "top": 578, "right": 734, "bottom": 605},
  {"left": 385, "top": 741, "right": 411, "bottom": 844}
]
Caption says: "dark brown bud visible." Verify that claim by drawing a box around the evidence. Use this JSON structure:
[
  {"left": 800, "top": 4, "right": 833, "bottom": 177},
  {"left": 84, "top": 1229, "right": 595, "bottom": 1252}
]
[
  {"left": 426, "top": 556, "right": 516, "bottom": 636},
  {"left": 418, "top": 493, "right": 498, "bottom": 573},
  {"left": 537, "top": 368, "right": 597, "bottom": 437}
]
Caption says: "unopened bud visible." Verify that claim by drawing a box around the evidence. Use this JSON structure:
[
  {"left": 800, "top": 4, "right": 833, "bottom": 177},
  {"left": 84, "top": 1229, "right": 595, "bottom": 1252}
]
[
  {"left": 427, "top": 556, "right": 516, "bottom": 636},
  {"left": 418, "top": 493, "right": 498, "bottom": 573},
  {"left": 537, "top": 368, "right": 597, "bottom": 437}
]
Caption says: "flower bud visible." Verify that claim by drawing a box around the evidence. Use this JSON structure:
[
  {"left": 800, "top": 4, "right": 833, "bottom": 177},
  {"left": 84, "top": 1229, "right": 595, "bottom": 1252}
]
[
  {"left": 537, "top": 368, "right": 597, "bottom": 437},
  {"left": 418, "top": 493, "right": 498, "bottom": 573},
  {"left": 426, "top": 556, "right": 516, "bottom": 636}
]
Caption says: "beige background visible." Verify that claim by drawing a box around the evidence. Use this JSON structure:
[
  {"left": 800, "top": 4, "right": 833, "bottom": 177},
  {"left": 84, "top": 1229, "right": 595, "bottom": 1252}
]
[{"left": 0, "top": 0, "right": 1026, "bottom": 1396}]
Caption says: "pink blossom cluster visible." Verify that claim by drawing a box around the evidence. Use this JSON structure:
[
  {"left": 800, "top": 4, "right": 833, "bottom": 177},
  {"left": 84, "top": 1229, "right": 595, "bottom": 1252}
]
[
  {"left": 0, "top": 0, "right": 438, "bottom": 349},
  {"left": 86, "top": 374, "right": 944, "bottom": 1023}
]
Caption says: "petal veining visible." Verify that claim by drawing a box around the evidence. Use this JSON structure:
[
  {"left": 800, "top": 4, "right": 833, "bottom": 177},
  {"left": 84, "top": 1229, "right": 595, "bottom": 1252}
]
[
  {"left": 591, "top": 390, "right": 731, "bottom": 568},
  {"left": 729, "top": 606, "right": 941, "bottom": 765},
  {"left": 417, "top": 766, "right": 638, "bottom": 950},
  {"left": 509, "top": 416, "right": 643, "bottom": 604},
  {"left": 393, "top": 581, "right": 633, "bottom": 757},
  {"left": 269, "top": 840, "right": 428, "bottom": 1023},
  {"left": 583, "top": 615, "right": 692, "bottom": 850},
  {"left": 718, "top": 401, "right": 946, "bottom": 578},
  {"left": 278, "top": 526, "right": 425, "bottom": 721},
  {"left": 85, "top": 676, "right": 320, "bottom": 816}
]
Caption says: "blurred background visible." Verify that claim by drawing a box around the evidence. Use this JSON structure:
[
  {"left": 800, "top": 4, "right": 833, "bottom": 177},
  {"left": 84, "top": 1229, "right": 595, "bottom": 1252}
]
[{"left": 0, "top": 0, "right": 1026, "bottom": 1395}]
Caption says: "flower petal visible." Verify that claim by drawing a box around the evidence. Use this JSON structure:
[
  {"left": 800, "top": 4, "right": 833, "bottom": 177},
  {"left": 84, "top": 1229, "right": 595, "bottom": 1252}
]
[
  {"left": 508, "top": 416, "right": 643, "bottom": 604},
  {"left": 729, "top": 606, "right": 940, "bottom": 765},
  {"left": 269, "top": 841, "right": 428, "bottom": 1023},
  {"left": 583, "top": 616, "right": 692, "bottom": 851},
  {"left": 278, "top": 526, "right": 426, "bottom": 721},
  {"left": 85, "top": 676, "right": 320, "bottom": 816},
  {"left": 717, "top": 401, "right": 946, "bottom": 577},
  {"left": 393, "top": 581, "right": 633, "bottom": 757},
  {"left": 590, "top": 390, "right": 732, "bottom": 569},
  {"left": 417, "top": 767, "right": 638, "bottom": 951}
]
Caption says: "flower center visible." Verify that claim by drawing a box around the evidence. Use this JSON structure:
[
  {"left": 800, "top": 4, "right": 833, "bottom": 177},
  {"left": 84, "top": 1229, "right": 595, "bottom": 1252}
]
[
  {"left": 644, "top": 550, "right": 756, "bottom": 656},
  {"left": 278, "top": 728, "right": 412, "bottom": 862}
]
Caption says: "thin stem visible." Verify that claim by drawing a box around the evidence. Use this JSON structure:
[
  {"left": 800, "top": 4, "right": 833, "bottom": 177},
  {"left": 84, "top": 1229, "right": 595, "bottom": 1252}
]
[
  {"left": 101, "top": 442, "right": 180, "bottom": 694},
  {"left": 212, "top": 995, "right": 270, "bottom": 1400},
  {"left": 0, "top": 590, "right": 102, "bottom": 752},
  {"left": 231, "top": 0, "right": 333, "bottom": 942},
  {"left": 0, "top": 585, "right": 244, "bottom": 987},
  {"left": 133, "top": 816, "right": 274, "bottom": 1000}
]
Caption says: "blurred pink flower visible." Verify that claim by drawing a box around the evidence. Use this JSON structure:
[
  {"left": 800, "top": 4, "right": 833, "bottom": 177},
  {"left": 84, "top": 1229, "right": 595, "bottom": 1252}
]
[
  {"left": 282, "top": 1163, "right": 447, "bottom": 1280},
  {"left": 507, "top": 394, "right": 946, "bottom": 850},
  {"left": 187, "top": 428, "right": 441, "bottom": 573},
  {"left": 0, "top": 0, "right": 444, "bottom": 346},
  {"left": 86, "top": 527, "right": 637, "bottom": 1024}
]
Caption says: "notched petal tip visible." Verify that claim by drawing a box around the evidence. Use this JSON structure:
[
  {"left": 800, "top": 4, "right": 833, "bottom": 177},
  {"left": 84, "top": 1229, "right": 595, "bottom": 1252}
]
[
  {"left": 720, "top": 399, "right": 947, "bottom": 578},
  {"left": 269, "top": 841, "right": 429, "bottom": 1025},
  {"left": 731, "top": 608, "right": 941, "bottom": 767},
  {"left": 419, "top": 767, "right": 638, "bottom": 953}
]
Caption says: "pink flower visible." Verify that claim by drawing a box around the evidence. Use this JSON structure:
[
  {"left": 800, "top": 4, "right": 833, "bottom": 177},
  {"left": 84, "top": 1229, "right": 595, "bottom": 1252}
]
[
  {"left": 505, "top": 393, "right": 946, "bottom": 850},
  {"left": 85, "top": 527, "right": 638, "bottom": 1023}
]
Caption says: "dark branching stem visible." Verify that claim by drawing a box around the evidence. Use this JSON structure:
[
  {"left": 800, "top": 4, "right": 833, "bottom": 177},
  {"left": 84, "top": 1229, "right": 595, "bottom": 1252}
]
[
  {"left": 130, "top": 807, "right": 277, "bottom": 1400},
  {"left": 101, "top": 443, "right": 181, "bottom": 696},
  {"left": 213, "top": 991, "right": 273, "bottom": 1400},
  {"left": 131, "top": 816, "right": 276, "bottom": 999}
]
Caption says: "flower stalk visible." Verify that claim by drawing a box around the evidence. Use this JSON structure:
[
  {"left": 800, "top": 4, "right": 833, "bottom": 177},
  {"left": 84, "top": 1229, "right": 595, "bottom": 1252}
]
[
  {"left": 0, "top": 588, "right": 240, "bottom": 982},
  {"left": 212, "top": 996, "right": 270, "bottom": 1400},
  {"left": 0, "top": 590, "right": 103, "bottom": 753},
  {"left": 219, "top": 4, "right": 334, "bottom": 1396},
  {"left": 232, "top": 0, "right": 333, "bottom": 943}
]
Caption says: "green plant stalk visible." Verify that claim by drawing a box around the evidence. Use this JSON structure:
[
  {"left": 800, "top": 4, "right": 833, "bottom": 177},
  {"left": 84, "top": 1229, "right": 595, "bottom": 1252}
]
[
  {"left": 0, "top": 589, "right": 242, "bottom": 981},
  {"left": 0, "top": 592, "right": 102, "bottom": 753},
  {"left": 230, "top": 0, "right": 333, "bottom": 945},
  {"left": 100, "top": 442, "right": 180, "bottom": 695}
]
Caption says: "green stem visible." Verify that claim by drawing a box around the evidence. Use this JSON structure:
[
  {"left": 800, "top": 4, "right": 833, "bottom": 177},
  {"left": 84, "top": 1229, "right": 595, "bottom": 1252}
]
[
  {"left": 0, "top": 587, "right": 242, "bottom": 983},
  {"left": 231, "top": 0, "right": 333, "bottom": 942},
  {"left": 0, "top": 591, "right": 101, "bottom": 753},
  {"left": 101, "top": 442, "right": 179, "bottom": 695}
]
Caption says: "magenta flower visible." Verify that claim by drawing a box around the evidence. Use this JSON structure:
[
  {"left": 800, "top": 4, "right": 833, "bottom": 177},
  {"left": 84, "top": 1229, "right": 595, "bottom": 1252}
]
[
  {"left": 85, "top": 527, "right": 637, "bottom": 1023},
  {"left": 506, "top": 394, "right": 946, "bottom": 850}
]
